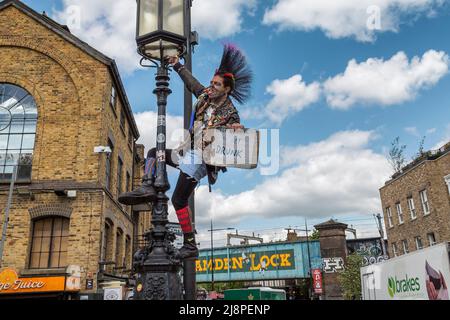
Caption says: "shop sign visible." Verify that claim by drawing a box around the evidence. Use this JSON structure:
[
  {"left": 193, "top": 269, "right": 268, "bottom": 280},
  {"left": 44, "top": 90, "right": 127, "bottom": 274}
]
[
  {"left": 104, "top": 287, "right": 123, "bottom": 300},
  {"left": 0, "top": 269, "right": 66, "bottom": 294},
  {"left": 312, "top": 269, "right": 323, "bottom": 294},
  {"left": 86, "top": 279, "right": 94, "bottom": 290}
]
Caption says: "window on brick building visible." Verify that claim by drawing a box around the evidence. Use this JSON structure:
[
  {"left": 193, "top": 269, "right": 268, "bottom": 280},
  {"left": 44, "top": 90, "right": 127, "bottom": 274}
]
[
  {"left": 0, "top": 83, "right": 37, "bottom": 183},
  {"left": 120, "top": 109, "right": 126, "bottom": 133},
  {"left": 115, "top": 228, "right": 124, "bottom": 269},
  {"left": 101, "top": 225, "right": 108, "bottom": 262},
  {"left": 445, "top": 175, "right": 450, "bottom": 195},
  {"left": 396, "top": 202, "right": 404, "bottom": 224},
  {"left": 117, "top": 156, "right": 123, "bottom": 196},
  {"left": 386, "top": 207, "right": 393, "bottom": 228},
  {"left": 392, "top": 243, "right": 398, "bottom": 257},
  {"left": 128, "top": 127, "right": 133, "bottom": 147},
  {"left": 126, "top": 171, "right": 131, "bottom": 192},
  {"left": 125, "top": 235, "right": 131, "bottom": 269},
  {"left": 110, "top": 85, "right": 117, "bottom": 111},
  {"left": 420, "top": 189, "right": 430, "bottom": 215},
  {"left": 401, "top": 239, "right": 409, "bottom": 254},
  {"left": 427, "top": 232, "right": 437, "bottom": 246},
  {"left": 415, "top": 236, "right": 423, "bottom": 250},
  {"left": 29, "top": 217, "right": 69, "bottom": 269},
  {"left": 106, "top": 139, "right": 114, "bottom": 191},
  {"left": 102, "top": 220, "right": 113, "bottom": 262},
  {"left": 407, "top": 197, "right": 416, "bottom": 220}
]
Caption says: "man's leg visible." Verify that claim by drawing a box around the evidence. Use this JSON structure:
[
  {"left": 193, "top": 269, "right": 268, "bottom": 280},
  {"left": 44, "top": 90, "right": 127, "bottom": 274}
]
[
  {"left": 118, "top": 148, "right": 178, "bottom": 205},
  {"left": 172, "top": 172, "right": 199, "bottom": 259}
]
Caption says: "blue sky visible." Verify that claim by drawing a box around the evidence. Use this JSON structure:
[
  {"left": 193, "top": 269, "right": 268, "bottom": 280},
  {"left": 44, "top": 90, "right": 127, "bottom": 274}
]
[{"left": 21, "top": 0, "right": 450, "bottom": 247}]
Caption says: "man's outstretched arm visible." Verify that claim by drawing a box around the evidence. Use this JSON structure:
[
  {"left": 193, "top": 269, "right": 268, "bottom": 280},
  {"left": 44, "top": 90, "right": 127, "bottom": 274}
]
[{"left": 167, "top": 56, "right": 205, "bottom": 98}]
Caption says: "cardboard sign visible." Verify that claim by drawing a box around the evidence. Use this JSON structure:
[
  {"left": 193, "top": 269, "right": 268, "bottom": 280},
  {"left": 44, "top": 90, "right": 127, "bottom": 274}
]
[{"left": 202, "top": 128, "right": 259, "bottom": 169}]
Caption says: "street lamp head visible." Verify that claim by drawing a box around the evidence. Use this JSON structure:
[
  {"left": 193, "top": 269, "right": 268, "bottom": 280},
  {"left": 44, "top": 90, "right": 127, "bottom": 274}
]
[{"left": 136, "top": 0, "right": 187, "bottom": 61}]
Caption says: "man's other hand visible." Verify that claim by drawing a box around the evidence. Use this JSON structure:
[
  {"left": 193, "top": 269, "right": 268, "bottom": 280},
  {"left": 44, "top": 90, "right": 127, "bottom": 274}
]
[{"left": 227, "top": 123, "right": 244, "bottom": 130}]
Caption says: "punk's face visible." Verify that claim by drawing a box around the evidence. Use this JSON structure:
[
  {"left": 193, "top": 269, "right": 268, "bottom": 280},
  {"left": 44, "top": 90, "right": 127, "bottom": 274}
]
[{"left": 207, "top": 75, "right": 229, "bottom": 99}]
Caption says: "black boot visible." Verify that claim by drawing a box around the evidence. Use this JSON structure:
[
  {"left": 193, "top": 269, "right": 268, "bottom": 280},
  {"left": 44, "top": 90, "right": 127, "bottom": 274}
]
[
  {"left": 176, "top": 233, "right": 199, "bottom": 260},
  {"left": 118, "top": 174, "right": 157, "bottom": 205}
]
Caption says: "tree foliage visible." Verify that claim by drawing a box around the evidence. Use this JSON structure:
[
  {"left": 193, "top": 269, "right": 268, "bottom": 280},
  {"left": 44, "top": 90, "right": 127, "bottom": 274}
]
[
  {"left": 337, "top": 253, "right": 364, "bottom": 300},
  {"left": 309, "top": 229, "right": 319, "bottom": 240},
  {"left": 388, "top": 136, "right": 406, "bottom": 174},
  {"left": 415, "top": 135, "right": 426, "bottom": 159}
]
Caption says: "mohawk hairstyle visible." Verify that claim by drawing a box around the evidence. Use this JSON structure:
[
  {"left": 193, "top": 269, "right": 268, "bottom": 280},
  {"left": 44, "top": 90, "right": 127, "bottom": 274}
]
[{"left": 215, "top": 43, "right": 253, "bottom": 104}]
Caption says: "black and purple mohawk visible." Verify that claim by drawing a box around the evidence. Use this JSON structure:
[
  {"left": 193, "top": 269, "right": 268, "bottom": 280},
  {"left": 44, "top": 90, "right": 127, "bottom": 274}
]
[{"left": 215, "top": 43, "right": 253, "bottom": 104}]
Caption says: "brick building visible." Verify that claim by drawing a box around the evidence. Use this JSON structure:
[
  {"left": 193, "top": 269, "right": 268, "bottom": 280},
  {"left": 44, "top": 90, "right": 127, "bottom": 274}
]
[
  {"left": 380, "top": 141, "right": 450, "bottom": 259},
  {"left": 0, "top": 0, "right": 151, "bottom": 299}
]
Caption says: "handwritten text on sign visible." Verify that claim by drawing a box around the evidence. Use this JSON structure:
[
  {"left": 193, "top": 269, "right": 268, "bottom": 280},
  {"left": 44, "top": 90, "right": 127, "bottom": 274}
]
[{"left": 203, "top": 128, "right": 259, "bottom": 169}]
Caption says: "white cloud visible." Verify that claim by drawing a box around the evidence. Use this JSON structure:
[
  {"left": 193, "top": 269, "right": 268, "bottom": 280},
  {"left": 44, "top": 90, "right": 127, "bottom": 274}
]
[
  {"left": 193, "top": 130, "right": 391, "bottom": 229},
  {"left": 263, "top": 0, "right": 445, "bottom": 42},
  {"left": 192, "top": 0, "right": 256, "bottom": 40},
  {"left": 134, "top": 111, "right": 184, "bottom": 154},
  {"left": 323, "top": 50, "right": 449, "bottom": 109},
  {"left": 53, "top": 0, "right": 255, "bottom": 75},
  {"left": 54, "top": 0, "right": 139, "bottom": 74},
  {"left": 243, "top": 51, "right": 448, "bottom": 125},
  {"left": 432, "top": 123, "right": 450, "bottom": 149},
  {"left": 405, "top": 127, "right": 420, "bottom": 137},
  {"left": 264, "top": 75, "right": 321, "bottom": 125}
]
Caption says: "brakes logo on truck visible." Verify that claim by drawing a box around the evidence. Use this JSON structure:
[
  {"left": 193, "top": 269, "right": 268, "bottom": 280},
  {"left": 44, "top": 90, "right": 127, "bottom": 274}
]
[{"left": 387, "top": 275, "right": 421, "bottom": 298}]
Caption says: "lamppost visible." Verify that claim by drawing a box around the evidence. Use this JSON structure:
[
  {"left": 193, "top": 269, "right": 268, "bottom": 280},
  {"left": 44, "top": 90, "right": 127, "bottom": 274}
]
[
  {"left": 0, "top": 110, "right": 16, "bottom": 268},
  {"left": 207, "top": 220, "right": 234, "bottom": 292},
  {"left": 374, "top": 213, "right": 387, "bottom": 257},
  {"left": 133, "top": 0, "right": 189, "bottom": 300},
  {"left": 290, "top": 219, "right": 313, "bottom": 299}
]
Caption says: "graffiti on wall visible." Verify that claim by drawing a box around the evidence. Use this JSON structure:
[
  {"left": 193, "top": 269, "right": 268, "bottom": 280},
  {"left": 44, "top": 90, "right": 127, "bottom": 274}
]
[
  {"left": 347, "top": 238, "right": 388, "bottom": 266},
  {"left": 322, "top": 257, "right": 345, "bottom": 273}
]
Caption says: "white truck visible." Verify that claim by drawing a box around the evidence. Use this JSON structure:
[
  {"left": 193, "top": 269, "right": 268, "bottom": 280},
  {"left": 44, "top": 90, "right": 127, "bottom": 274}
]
[{"left": 361, "top": 242, "right": 450, "bottom": 300}]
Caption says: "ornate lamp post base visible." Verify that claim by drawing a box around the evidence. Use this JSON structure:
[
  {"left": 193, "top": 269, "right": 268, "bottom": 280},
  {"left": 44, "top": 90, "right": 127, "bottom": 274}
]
[
  {"left": 132, "top": 64, "right": 184, "bottom": 300},
  {"left": 133, "top": 229, "right": 183, "bottom": 300}
]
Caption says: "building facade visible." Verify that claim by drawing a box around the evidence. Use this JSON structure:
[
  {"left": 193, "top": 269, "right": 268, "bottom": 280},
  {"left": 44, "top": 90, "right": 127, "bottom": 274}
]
[
  {"left": 0, "top": 0, "right": 151, "bottom": 299},
  {"left": 380, "top": 142, "right": 450, "bottom": 259}
]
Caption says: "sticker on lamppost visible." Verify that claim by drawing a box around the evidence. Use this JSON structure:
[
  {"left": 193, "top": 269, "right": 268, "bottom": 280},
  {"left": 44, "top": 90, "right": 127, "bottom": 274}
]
[
  {"left": 322, "top": 257, "right": 345, "bottom": 273},
  {"left": 158, "top": 115, "right": 166, "bottom": 126},
  {"left": 202, "top": 128, "right": 259, "bottom": 169},
  {"left": 157, "top": 133, "right": 166, "bottom": 144}
]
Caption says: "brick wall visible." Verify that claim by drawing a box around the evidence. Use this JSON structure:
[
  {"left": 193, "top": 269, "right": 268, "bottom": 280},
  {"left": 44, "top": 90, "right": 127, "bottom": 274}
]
[
  {"left": 0, "top": 4, "right": 150, "bottom": 295},
  {"left": 380, "top": 149, "right": 450, "bottom": 257}
]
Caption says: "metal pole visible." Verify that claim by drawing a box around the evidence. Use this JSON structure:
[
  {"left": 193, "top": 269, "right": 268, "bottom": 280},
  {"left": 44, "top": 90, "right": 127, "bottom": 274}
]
[
  {"left": 183, "top": 0, "right": 197, "bottom": 301},
  {"left": 0, "top": 165, "right": 18, "bottom": 267},
  {"left": 210, "top": 219, "right": 215, "bottom": 292},
  {"left": 375, "top": 213, "right": 387, "bottom": 257},
  {"left": 305, "top": 219, "right": 313, "bottom": 299},
  {"left": 133, "top": 58, "right": 183, "bottom": 300}
]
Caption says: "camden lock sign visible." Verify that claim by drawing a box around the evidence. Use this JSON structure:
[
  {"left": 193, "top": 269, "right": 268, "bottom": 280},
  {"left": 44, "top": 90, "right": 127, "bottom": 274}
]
[
  {"left": 196, "top": 250, "right": 296, "bottom": 274},
  {"left": 196, "top": 242, "right": 322, "bottom": 283}
]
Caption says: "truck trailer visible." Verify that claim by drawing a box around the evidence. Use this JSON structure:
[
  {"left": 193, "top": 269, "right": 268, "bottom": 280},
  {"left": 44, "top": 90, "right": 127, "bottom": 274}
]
[{"left": 361, "top": 242, "right": 450, "bottom": 300}]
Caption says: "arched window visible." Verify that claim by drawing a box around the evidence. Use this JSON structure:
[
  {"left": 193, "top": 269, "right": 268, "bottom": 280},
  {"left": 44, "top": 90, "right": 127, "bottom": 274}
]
[
  {"left": 0, "top": 83, "right": 37, "bottom": 182},
  {"left": 115, "top": 228, "right": 124, "bottom": 269},
  {"left": 29, "top": 217, "right": 69, "bottom": 269}
]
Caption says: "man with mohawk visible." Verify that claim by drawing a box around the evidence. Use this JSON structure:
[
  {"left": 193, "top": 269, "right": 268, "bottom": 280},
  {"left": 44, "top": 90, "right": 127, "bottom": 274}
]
[{"left": 119, "top": 44, "right": 253, "bottom": 259}]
